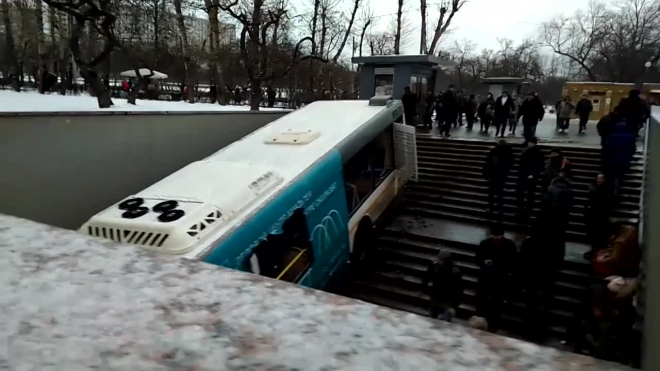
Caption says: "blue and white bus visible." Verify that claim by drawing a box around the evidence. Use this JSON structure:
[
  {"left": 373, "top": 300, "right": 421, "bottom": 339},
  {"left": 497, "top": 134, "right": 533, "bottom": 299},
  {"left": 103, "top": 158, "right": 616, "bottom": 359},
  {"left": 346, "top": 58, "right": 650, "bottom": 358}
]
[{"left": 81, "top": 96, "right": 418, "bottom": 289}]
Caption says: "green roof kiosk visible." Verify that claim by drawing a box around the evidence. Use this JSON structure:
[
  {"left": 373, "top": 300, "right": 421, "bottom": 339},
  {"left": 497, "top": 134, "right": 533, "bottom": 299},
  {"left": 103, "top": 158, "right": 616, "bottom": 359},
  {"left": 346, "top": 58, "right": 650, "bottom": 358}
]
[{"left": 352, "top": 55, "right": 455, "bottom": 100}]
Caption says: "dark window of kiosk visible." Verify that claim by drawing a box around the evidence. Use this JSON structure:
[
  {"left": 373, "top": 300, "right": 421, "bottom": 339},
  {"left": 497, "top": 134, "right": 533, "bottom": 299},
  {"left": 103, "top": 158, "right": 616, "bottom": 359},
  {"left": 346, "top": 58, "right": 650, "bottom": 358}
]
[{"left": 344, "top": 125, "right": 396, "bottom": 215}]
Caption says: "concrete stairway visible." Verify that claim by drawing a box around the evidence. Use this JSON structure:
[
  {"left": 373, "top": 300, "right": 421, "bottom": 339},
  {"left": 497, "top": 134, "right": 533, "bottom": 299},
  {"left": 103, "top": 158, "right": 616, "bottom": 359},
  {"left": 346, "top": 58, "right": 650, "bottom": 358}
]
[
  {"left": 339, "top": 137, "right": 644, "bottom": 346},
  {"left": 408, "top": 136, "right": 643, "bottom": 242}
]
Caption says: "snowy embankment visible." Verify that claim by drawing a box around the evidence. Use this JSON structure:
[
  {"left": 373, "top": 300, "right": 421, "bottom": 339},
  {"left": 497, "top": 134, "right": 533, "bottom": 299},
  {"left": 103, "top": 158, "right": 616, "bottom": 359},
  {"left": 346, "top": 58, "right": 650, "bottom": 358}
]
[{"left": 0, "top": 90, "right": 284, "bottom": 113}]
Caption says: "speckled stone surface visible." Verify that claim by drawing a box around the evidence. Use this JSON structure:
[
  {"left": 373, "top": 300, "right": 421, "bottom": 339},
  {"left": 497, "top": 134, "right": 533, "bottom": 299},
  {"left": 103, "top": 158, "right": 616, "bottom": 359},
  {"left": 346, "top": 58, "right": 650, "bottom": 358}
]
[{"left": 0, "top": 214, "right": 632, "bottom": 370}]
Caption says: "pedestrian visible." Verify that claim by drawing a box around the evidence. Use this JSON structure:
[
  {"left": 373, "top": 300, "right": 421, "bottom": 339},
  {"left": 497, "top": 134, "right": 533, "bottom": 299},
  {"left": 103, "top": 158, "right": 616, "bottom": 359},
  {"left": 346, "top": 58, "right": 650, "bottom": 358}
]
[
  {"left": 603, "top": 118, "right": 636, "bottom": 194},
  {"left": 576, "top": 94, "right": 593, "bottom": 133},
  {"left": 584, "top": 173, "right": 614, "bottom": 261},
  {"left": 234, "top": 86, "right": 242, "bottom": 105},
  {"left": 555, "top": 98, "right": 563, "bottom": 130},
  {"left": 478, "top": 93, "right": 495, "bottom": 132},
  {"left": 424, "top": 93, "right": 436, "bottom": 129},
  {"left": 618, "top": 89, "right": 648, "bottom": 135},
  {"left": 517, "top": 137, "right": 545, "bottom": 219},
  {"left": 434, "top": 92, "right": 444, "bottom": 129},
  {"left": 456, "top": 91, "right": 467, "bottom": 126},
  {"left": 520, "top": 232, "right": 562, "bottom": 341},
  {"left": 508, "top": 94, "right": 522, "bottom": 135},
  {"left": 441, "top": 85, "right": 458, "bottom": 137},
  {"left": 466, "top": 94, "right": 478, "bottom": 130},
  {"left": 494, "top": 91, "right": 515, "bottom": 138},
  {"left": 543, "top": 148, "right": 571, "bottom": 189},
  {"left": 422, "top": 250, "right": 463, "bottom": 321},
  {"left": 538, "top": 170, "right": 574, "bottom": 244},
  {"left": 558, "top": 97, "right": 575, "bottom": 133},
  {"left": 402, "top": 86, "right": 418, "bottom": 126},
  {"left": 476, "top": 225, "right": 518, "bottom": 333},
  {"left": 483, "top": 140, "right": 514, "bottom": 216},
  {"left": 267, "top": 85, "right": 276, "bottom": 108},
  {"left": 519, "top": 91, "right": 545, "bottom": 141},
  {"left": 209, "top": 80, "right": 217, "bottom": 104}
]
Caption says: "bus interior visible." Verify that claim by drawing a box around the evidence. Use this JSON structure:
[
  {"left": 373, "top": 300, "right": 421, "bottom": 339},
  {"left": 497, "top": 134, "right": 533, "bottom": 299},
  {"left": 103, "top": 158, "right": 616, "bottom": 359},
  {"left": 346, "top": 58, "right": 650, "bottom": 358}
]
[{"left": 344, "top": 125, "right": 396, "bottom": 215}]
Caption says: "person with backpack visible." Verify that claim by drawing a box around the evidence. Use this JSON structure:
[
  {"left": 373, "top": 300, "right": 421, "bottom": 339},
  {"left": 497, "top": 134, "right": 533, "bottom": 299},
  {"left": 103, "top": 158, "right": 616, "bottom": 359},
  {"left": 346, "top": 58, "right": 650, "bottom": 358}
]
[
  {"left": 484, "top": 140, "right": 514, "bottom": 216},
  {"left": 422, "top": 250, "right": 463, "bottom": 321},
  {"left": 478, "top": 93, "right": 495, "bottom": 132}
]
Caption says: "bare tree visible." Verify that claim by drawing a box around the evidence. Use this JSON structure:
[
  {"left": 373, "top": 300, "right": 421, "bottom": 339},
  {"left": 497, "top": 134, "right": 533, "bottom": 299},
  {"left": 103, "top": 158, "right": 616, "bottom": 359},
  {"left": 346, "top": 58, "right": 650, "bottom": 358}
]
[
  {"left": 357, "top": 5, "right": 373, "bottom": 57},
  {"left": 427, "top": 0, "right": 465, "bottom": 56},
  {"left": 43, "top": 0, "right": 117, "bottom": 107},
  {"left": 540, "top": 2, "right": 604, "bottom": 81},
  {"left": 220, "top": 0, "right": 326, "bottom": 110}
]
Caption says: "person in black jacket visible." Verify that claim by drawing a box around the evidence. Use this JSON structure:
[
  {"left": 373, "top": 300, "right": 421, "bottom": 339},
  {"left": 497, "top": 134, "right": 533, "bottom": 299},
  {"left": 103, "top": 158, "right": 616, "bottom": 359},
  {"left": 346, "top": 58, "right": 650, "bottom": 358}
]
[
  {"left": 584, "top": 173, "right": 614, "bottom": 260},
  {"left": 618, "top": 89, "right": 647, "bottom": 135},
  {"left": 440, "top": 85, "right": 458, "bottom": 137},
  {"left": 465, "top": 94, "right": 478, "bottom": 130},
  {"left": 575, "top": 94, "right": 594, "bottom": 133},
  {"left": 456, "top": 91, "right": 467, "bottom": 126},
  {"left": 538, "top": 171, "right": 574, "bottom": 247},
  {"left": 422, "top": 250, "right": 463, "bottom": 321},
  {"left": 494, "top": 91, "right": 515, "bottom": 138},
  {"left": 519, "top": 92, "right": 545, "bottom": 141},
  {"left": 484, "top": 140, "right": 514, "bottom": 217},
  {"left": 402, "top": 86, "right": 418, "bottom": 126},
  {"left": 477, "top": 225, "right": 518, "bottom": 333},
  {"left": 517, "top": 137, "right": 545, "bottom": 219}
]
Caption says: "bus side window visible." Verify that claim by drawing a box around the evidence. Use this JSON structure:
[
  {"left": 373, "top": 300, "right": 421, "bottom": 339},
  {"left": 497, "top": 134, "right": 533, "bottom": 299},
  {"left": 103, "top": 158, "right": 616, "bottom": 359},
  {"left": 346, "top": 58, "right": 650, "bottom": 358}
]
[{"left": 248, "top": 208, "right": 314, "bottom": 283}]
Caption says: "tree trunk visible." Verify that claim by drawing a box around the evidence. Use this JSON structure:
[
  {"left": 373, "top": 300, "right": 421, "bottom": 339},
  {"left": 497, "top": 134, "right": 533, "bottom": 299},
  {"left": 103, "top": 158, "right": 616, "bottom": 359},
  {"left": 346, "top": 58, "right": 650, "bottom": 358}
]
[
  {"left": 419, "top": 0, "right": 427, "bottom": 54},
  {"left": 173, "top": 0, "right": 195, "bottom": 103},
  {"left": 35, "top": 0, "right": 45, "bottom": 93},
  {"left": 310, "top": 0, "right": 320, "bottom": 94},
  {"left": 70, "top": 22, "right": 112, "bottom": 108},
  {"left": 2, "top": 0, "right": 20, "bottom": 92},
  {"left": 394, "top": 0, "right": 403, "bottom": 54},
  {"left": 250, "top": 77, "right": 261, "bottom": 110}
]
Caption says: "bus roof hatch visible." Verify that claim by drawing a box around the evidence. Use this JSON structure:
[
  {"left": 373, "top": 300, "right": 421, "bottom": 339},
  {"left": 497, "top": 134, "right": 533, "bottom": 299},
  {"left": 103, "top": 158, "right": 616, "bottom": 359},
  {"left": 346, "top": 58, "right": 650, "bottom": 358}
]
[{"left": 369, "top": 95, "right": 393, "bottom": 106}]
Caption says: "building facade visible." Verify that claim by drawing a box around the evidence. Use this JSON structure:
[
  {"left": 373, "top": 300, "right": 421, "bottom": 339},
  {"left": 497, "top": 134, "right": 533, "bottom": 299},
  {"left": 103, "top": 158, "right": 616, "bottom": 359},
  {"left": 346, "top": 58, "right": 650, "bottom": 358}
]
[{"left": 563, "top": 81, "right": 660, "bottom": 120}]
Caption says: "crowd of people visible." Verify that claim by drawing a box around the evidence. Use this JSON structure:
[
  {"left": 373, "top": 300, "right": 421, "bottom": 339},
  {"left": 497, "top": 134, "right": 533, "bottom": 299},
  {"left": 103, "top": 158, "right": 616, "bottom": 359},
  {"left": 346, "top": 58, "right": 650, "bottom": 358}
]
[
  {"left": 402, "top": 85, "right": 546, "bottom": 141},
  {"left": 419, "top": 91, "right": 647, "bottom": 365}
]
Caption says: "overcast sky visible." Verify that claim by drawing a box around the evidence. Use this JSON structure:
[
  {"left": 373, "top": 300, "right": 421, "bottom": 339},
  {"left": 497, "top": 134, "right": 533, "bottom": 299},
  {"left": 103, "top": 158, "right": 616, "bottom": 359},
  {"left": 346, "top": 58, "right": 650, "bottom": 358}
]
[{"left": 290, "top": 0, "right": 593, "bottom": 53}]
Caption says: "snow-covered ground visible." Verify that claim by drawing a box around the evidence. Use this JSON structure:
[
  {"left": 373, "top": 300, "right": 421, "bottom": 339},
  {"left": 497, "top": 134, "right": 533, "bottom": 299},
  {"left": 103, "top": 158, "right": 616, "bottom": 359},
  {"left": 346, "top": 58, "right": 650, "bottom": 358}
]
[{"left": 0, "top": 90, "right": 285, "bottom": 112}]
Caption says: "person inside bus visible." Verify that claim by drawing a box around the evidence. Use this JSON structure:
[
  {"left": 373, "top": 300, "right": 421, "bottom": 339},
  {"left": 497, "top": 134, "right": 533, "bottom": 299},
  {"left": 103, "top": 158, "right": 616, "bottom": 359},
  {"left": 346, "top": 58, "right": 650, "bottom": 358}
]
[{"left": 422, "top": 250, "right": 463, "bottom": 322}]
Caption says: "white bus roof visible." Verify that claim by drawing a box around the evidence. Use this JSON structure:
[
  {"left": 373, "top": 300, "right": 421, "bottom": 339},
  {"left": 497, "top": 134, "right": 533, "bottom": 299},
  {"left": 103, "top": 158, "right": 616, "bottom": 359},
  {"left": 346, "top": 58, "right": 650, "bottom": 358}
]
[{"left": 82, "top": 99, "right": 402, "bottom": 258}]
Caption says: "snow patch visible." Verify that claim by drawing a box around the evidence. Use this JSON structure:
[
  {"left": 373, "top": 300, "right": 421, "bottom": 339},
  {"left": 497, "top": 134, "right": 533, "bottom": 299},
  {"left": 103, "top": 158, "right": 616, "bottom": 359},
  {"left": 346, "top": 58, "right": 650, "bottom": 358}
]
[{"left": 0, "top": 90, "right": 286, "bottom": 113}]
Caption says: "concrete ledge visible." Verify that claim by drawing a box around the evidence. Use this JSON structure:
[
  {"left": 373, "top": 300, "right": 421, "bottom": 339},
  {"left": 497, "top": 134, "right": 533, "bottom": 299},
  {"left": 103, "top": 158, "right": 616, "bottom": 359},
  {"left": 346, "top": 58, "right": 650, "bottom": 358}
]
[
  {"left": 0, "top": 109, "right": 292, "bottom": 117},
  {"left": 0, "top": 214, "right": 632, "bottom": 370}
]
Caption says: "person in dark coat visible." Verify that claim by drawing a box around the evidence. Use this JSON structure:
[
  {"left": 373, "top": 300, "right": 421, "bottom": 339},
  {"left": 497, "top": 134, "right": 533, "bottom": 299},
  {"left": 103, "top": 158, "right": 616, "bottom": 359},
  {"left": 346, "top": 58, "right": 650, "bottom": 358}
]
[
  {"left": 209, "top": 80, "right": 217, "bottom": 104},
  {"left": 422, "top": 250, "right": 463, "bottom": 321},
  {"left": 603, "top": 119, "right": 636, "bottom": 193},
  {"left": 434, "top": 93, "right": 444, "bottom": 129},
  {"left": 494, "top": 91, "right": 515, "bottom": 138},
  {"left": 555, "top": 98, "right": 563, "bottom": 130},
  {"left": 543, "top": 148, "right": 571, "bottom": 189},
  {"left": 440, "top": 85, "right": 458, "bottom": 136},
  {"left": 234, "top": 86, "right": 242, "bottom": 105},
  {"left": 465, "top": 94, "right": 478, "bottom": 130},
  {"left": 267, "top": 85, "right": 276, "bottom": 108},
  {"left": 539, "top": 170, "right": 574, "bottom": 244},
  {"left": 456, "top": 91, "right": 467, "bottom": 126},
  {"left": 519, "top": 92, "right": 545, "bottom": 141},
  {"left": 478, "top": 93, "right": 495, "bottom": 132},
  {"left": 576, "top": 94, "right": 594, "bottom": 133},
  {"left": 484, "top": 140, "right": 514, "bottom": 216},
  {"left": 476, "top": 225, "right": 518, "bottom": 333},
  {"left": 402, "top": 86, "right": 418, "bottom": 126},
  {"left": 618, "top": 89, "right": 647, "bottom": 135},
  {"left": 517, "top": 137, "right": 545, "bottom": 219},
  {"left": 584, "top": 173, "right": 614, "bottom": 261}
]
